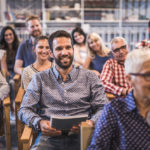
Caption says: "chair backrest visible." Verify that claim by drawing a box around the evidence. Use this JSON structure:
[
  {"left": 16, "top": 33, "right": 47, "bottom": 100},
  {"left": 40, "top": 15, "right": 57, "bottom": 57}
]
[
  {"left": 80, "top": 122, "right": 94, "bottom": 150},
  {"left": 15, "top": 87, "right": 25, "bottom": 150}
]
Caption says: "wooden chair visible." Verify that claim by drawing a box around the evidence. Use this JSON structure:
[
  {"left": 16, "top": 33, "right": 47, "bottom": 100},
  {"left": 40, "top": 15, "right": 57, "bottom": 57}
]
[
  {"left": 13, "top": 74, "right": 21, "bottom": 97},
  {"left": 20, "top": 121, "right": 94, "bottom": 150},
  {"left": 0, "top": 97, "right": 11, "bottom": 150},
  {"left": 21, "top": 125, "right": 34, "bottom": 150},
  {"left": 106, "top": 92, "right": 115, "bottom": 101},
  {"left": 80, "top": 122, "right": 94, "bottom": 150},
  {"left": 15, "top": 87, "right": 25, "bottom": 150}
]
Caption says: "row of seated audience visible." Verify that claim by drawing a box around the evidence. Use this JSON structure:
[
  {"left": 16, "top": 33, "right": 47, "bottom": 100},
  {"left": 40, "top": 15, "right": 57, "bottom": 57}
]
[{"left": 0, "top": 15, "right": 150, "bottom": 149}]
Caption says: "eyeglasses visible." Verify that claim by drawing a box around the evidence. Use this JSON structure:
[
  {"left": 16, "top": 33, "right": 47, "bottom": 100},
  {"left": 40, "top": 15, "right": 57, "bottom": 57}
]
[
  {"left": 130, "top": 72, "right": 150, "bottom": 81},
  {"left": 112, "top": 45, "right": 127, "bottom": 53}
]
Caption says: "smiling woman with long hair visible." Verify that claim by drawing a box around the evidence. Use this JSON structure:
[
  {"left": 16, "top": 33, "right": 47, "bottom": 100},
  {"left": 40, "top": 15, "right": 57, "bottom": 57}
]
[
  {"left": 0, "top": 26, "right": 20, "bottom": 77},
  {"left": 83, "top": 33, "right": 112, "bottom": 77},
  {"left": 0, "top": 26, "right": 20, "bottom": 120},
  {"left": 71, "top": 27, "right": 88, "bottom": 67}
]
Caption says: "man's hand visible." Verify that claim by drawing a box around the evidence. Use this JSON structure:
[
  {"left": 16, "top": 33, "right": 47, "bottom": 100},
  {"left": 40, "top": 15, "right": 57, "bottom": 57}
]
[
  {"left": 40, "top": 120, "right": 62, "bottom": 136},
  {"left": 70, "top": 124, "right": 80, "bottom": 134},
  {"left": 121, "top": 88, "right": 128, "bottom": 96},
  {"left": 86, "top": 120, "right": 94, "bottom": 127}
]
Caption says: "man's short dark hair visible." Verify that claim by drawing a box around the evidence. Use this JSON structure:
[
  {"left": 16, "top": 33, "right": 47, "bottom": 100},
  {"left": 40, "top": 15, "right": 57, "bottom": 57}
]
[
  {"left": 34, "top": 35, "right": 48, "bottom": 48},
  {"left": 48, "top": 30, "right": 73, "bottom": 52}
]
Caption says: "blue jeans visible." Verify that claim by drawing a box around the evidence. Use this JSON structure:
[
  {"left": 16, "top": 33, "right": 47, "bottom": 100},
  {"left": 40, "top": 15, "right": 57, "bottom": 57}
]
[
  {"left": 6, "top": 72, "right": 15, "bottom": 102},
  {"left": 31, "top": 132, "right": 80, "bottom": 150}
]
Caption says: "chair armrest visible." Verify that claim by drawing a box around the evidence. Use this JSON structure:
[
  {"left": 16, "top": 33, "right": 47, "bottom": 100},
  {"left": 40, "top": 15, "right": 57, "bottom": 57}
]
[
  {"left": 15, "top": 87, "right": 25, "bottom": 104},
  {"left": 21, "top": 125, "right": 33, "bottom": 142},
  {"left": 80, "top": 122, "right": 94, "bottom": 150},
  {"left": 106, "top": 92, "right": 115, "bottom": 100},
  {"left": 21, "top": 125, "right": 33, "bottom": 150},
  {"left": 13, "top": 74, "right": 21, "bottom": 81},
  {"left": 3, "top": 97, "right": 11, "bottom": 149},
  {"left": 3, "top": 96, "right": 11, "bottom": 106}
]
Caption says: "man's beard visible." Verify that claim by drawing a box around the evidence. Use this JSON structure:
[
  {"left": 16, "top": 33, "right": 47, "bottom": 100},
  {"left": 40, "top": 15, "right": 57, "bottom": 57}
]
[
  {"left": 31, "top": 30, "right": 42, "bottom": 38},
  {"left": 54, "top": 55, "right": 73, "bottom": 69}
]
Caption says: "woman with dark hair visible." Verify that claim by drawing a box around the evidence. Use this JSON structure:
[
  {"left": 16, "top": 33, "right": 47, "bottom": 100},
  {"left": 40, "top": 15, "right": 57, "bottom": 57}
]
[
  {"left": 71, "top": 27, "right": 88, "bottom": 67},
  {"left": 0, "top": 26, "right": 20, "bottom": 77},
  {"left": 0, "top": 26, "right": 20, "bottom": 120}
]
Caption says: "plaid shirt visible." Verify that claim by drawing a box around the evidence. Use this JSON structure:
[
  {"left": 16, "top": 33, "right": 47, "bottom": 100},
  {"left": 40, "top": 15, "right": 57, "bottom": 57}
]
[
  {"left": 100, "top": 58, "right": 132, "bottom": 96},
  {"left": 136, "top": 39, "right": 150, "bottom": 49}
]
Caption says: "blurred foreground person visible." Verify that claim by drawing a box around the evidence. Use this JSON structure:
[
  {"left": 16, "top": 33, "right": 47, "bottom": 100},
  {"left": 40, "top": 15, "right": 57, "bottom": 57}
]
[{"left": 89, "top": 48, "right": 150, "bottom": 150}]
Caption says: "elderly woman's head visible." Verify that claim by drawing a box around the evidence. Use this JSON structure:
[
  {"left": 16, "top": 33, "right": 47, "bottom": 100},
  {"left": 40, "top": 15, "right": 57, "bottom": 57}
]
[
  {"left": 125, "top": 48, "right": 150, "bottom": 102},
  {"left": 125, "top": 48, "right": 150, "bottom": 74}
]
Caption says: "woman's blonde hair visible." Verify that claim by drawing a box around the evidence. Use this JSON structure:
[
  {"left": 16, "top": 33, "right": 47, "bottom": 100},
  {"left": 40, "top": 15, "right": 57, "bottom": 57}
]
[{"left": 87, "top": 33, "right": 110, "bottom": 59}]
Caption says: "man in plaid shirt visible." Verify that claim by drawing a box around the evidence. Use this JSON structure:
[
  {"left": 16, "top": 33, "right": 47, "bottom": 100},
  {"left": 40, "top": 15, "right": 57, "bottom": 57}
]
[{"left": 100, "top": 37, "right": 132, "bottom": 97}]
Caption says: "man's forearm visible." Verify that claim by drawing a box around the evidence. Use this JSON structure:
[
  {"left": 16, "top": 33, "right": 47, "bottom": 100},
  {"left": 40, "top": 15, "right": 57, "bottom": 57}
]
[{"left": 14, "top": 66, "right": 24, "bottom": 75}]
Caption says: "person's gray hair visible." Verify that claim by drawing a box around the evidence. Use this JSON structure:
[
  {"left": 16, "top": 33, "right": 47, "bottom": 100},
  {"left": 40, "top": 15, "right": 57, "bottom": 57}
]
[
  {"left": 111, "top": 37, "right": 127, "bottom": 50},
  {"left": 125, "top": 48, "right": 150, "bottom": 74}
]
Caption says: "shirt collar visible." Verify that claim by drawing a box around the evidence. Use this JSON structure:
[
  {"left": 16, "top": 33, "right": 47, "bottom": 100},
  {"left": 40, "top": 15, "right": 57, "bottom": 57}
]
[
  {"left": 29, "top": 37, "right": 33, "bottom": 45},
  {"left": 52, "top": 65, "right": 78, "bottom": 82},
  {"left": 123, "top": 91, "right": 137, "bottom": 112}
]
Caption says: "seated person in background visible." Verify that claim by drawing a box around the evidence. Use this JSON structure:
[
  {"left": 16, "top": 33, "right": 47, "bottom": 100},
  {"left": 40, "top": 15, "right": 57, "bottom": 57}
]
[
  {"left": 18, "top": 30, "right": 108, "bottom": 150},
  {"left": 71, "top": 27, "right": 87, "bottom": 67},
  {"left": 100, "top": 37, "right": 132, "bottom": 97},
  {"left": 14, "top": 15, "right": 42, "bottom": 75},
  {"left": 0, "top": 26, "right": 20, "bottom": 120},
  {"left": 0, "top": 71, "right": 10, "bottom": 101},
  {"left": 0, "top": 26, "right": 20, "bottom": 78},
  {"left": 88, "top": 48, "right": 150, "bottom": 150},
  {"left": 83, "top": 33, "right": 112, "bottom": 77},
  {"left": 22, "top": 35, "right": 53, "bottom": 90}
]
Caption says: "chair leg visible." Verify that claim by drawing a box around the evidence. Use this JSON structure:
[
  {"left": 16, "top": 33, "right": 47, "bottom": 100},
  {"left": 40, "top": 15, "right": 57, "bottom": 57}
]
[
  {"left": 15, "top": 102, "right": 23, "bottom": 150},
  {"left": 0, "top": 103, "right": 4, "bottom": 136},
  {"left": 4, "top": 103, "right": 11, "bottom": 150}
]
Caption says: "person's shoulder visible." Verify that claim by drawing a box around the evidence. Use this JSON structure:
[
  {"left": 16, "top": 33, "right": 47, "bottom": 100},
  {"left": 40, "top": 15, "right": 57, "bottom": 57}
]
[
  {"left": 19, "top": 39, "right": 30, "bottom": 46},
  {"left": 103, "top": 58, "right": 114, "bottom": 67},
  {"left": 22, "top": 65, "right": 33, "bottom": 76},
  {"left": 79, "top": 68, "right": 99, "bottom": 79},
  {"left": 23, "top": 65, "right": 32, "bottom": 71},
  {"left": 34, "top": 68, "right": 52, "bottom": 79},
  {"left": 73, "top": 44, "right": 79, "bottom": 49},
  {"left": 109, "top": 97, "right": 127, "bottom": 112},
  {"left": 18, "top": 39, "right": 31, "bottom": 51}
]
